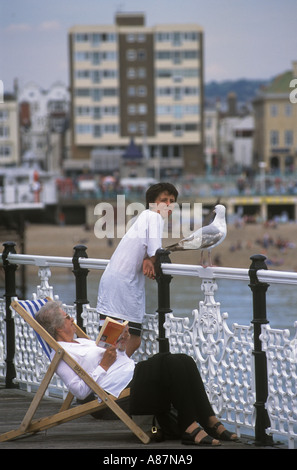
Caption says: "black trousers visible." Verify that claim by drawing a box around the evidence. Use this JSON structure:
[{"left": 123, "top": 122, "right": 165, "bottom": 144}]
[{"left": 130, "top": 353, "right": 215, "bottom": 432}]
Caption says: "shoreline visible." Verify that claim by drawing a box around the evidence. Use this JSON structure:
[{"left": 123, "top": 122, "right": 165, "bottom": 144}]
[
  {"left": 1, "top": 221, "right": 297, "bottom": 273},
  {"left": 16, "top": 221, "right": 297, "bottom": 273}
]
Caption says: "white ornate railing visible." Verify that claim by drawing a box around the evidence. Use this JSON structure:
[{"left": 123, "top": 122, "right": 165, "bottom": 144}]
[{"left": 1, "top": 251, "right": 297, "bottom": 448}]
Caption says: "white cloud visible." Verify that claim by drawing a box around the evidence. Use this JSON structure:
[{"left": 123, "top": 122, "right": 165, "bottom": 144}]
[
  {"left": 5, "top": 23, "right": 32, "bottom": 33},
  {"left": 37, "top": 21, "right": 61, "bottom": 32}
]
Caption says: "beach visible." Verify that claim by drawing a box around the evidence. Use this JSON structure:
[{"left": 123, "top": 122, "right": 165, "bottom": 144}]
[{"left": 18, "top": 220, "right": 297, "bottom": 272}]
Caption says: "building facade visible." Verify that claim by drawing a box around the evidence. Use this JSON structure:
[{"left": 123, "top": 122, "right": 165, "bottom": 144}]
[
  {"left": 68, "top": 12, "right": 204, "bottom": 178},
  {"left": 253, "top": 61, "right": 297, "bottom": 174},
  {"left": 0, "top": 93, "right": 19, "bottom": 167},
  {"left": 19, "top": 81, "right": 69, "bottom": 171}
]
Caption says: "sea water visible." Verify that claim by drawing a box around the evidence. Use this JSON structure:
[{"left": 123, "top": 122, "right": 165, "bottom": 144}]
[{"left": 26, "top": 270, "right": 297, "bottom": 337}]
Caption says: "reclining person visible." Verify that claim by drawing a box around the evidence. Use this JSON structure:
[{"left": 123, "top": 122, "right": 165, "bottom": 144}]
[{"left": 36, "top": 301, "right": 238, "bottom": 447}]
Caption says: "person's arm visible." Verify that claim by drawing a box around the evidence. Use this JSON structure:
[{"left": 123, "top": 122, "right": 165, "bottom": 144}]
[
  {"left": 142, "top": 256, "right": 156, "bottom": 279},
  {"left": 55, "top": 347, "right": 117, "bottom": 400}
]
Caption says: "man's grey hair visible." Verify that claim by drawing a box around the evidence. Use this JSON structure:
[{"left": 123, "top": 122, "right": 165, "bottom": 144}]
[{"left": 36, "top": 301, "right": 64, "bottom": 340}]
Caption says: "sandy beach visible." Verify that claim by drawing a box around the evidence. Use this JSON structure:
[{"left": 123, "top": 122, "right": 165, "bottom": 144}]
[{"left": 9, "top": 220, "right": 296, "bottom": 273}]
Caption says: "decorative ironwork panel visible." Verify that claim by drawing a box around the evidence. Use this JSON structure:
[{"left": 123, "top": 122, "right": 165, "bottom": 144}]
[
  {"left": 260, "top": 324, "right": 297, "bottom": 448},
  {"left": 0, "top": 298, "right": 6, "bottom": 379},
  {"left": 164, "top": 279, "right": 255, "bottom": 434}
]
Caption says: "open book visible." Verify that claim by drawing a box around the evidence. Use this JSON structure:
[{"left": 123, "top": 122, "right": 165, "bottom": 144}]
[{"left": 96, "top": 316, "right": 128, "bottom": 349}]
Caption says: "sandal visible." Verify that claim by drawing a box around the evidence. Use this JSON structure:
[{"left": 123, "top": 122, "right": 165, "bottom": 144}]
[
  {"left": 205, "top": 421, "right": 238, "bottom": 441},
  {"left": 181, "top": 426, "right": 221, "bottom": 446}
]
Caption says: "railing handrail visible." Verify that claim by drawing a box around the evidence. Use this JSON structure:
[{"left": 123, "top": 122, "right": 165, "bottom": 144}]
[
  {"left": 3, "top": 251, "right": 297, "bottom": 284},
  {"left": 0, "top": 252, "right": 109, "bottom": 270},
  {"left": 161, "top": 263, "right": 250, "bottom": 281}
]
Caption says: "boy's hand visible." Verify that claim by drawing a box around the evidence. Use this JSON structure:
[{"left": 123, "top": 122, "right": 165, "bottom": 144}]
[{"left": 143, "top": 258, "right": 156, "bottom": 280}]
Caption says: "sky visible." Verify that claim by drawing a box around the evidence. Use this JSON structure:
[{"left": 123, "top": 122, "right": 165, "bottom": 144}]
[{"left": 0, "top": 0, "right": 296, "bottom": 92}]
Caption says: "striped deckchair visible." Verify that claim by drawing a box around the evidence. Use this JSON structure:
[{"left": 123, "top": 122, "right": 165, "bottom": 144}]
[
  {"left": 17, "top": 298, "right": 52, "bottom": 359},
  {"left": 0, "top": 298, "right": 149, "bottom": 444}
]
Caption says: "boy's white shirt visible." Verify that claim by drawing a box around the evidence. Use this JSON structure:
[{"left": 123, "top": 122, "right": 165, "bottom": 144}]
[{"left": 96, "top": 210, "right": 164, "bottom": 323}]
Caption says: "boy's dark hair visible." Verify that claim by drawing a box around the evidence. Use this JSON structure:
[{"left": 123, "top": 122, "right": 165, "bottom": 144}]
[{"left": 145, "top": 182, "right": 178, "bottom": 208}]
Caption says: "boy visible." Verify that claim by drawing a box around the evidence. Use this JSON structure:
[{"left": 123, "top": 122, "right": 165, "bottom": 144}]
[{"left": 96, "top": 182, "right": 178, "bottom": 356}]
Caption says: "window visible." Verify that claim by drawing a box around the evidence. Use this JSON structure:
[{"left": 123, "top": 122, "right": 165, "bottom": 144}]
[
  {"left": 128, "top": 122, "right": 137, "bottom": 133},
  {"left": 126, "top": 33, "right": 135, "bottom": 43},
  {"left": 172, "top": 32, "right": 181, "bottom": 46},
  {"left": 285, "top": 104, "right": 292, "bottom": 117},
  {"left": 270, "top": 130, "right": 279, "bottom": 146},
  {"left": 138, "top": 86, "right": 147, "bottom": 97},
  {"left": 284, "top": 130, "right": 293, "bottom": 146},
  {"left": 75, "top": 33, "right": 89, "bottom": 42},
  {"left": 75, "top": 51, "right": 90, "bottom": 62},
  {"left": 162, "top": 145, "right": 170, "bottom": 157},
  {"left": 173, "top": 124, "right": 183, "bottom": 136},
  {"left": 138, "top": 104, "right": 147, "bottom": 115},
  {"left": 127, "top": 49, "right": 137, "bottom": 61},
  {"left": 270, "top": 104, "right": 278, "bottom": 117},
  {"left": 138, "top": 67, "right": 146, "bottom": 78},
  {"left": 185, "top": 123, "right": 198, "bottom": 131},
  {"left": 0, "top": 145, "right": 11, "bottom": 156},
  {"left": 0, "top": 126, "right": 9, "bottom": 138},
  {"left": 173, "top": 87, "right": 182, "bottom": 100},
  {"left": 128, "top": 86, "right": 136, "bottom": 96},
  {"left": 0, "top": 110, "right": 8, "bottom": 120},
  {"left": 76, "top": 106, "right": 91, "bottom": 116},
  {"left": 76, "top": 124, "right": 92, "bottom": 134},
  {"left": 103, "top": 88, "right": 117, "bottom": 97},
  {"left": 93, "top": 125, "right": 101, "bottom": 137},
  {"left": 92, "top": 71, "right": 101, "bottom": 83},
  {"left": 138, "top": 49, "right": 146, "bottom": 61},
  {"left": 92, "top": 89, "right": 101, "bottom": 101},
  {"left": 128, "top": 104, "right": 136, "bottom": 115},
  {"left": 137, "top": 33, "right": 146, "bottom": 42},
  {"left": 127, "top": 68, "right": 136, "bottom": 79},
  {"left": 139, "top": 122, "right": 147, "bottom": 134},
  {"left": 76, "top": 88, "right": 91, "bottom": 97},
  {"left": 173, "top": 105, "right": 182, "bottom": 119},
  {"left": 159, "top": 124, "right": 171, "bottom": 132},
  {"left": 104, "top": 124, "right": 118, "bottom": 134},
  {"left": 93, "top": 107, "right": 101, "bottom": 119}
]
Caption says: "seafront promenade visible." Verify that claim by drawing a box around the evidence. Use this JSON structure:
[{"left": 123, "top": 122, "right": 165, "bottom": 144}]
[{"left": 0, "top": 386, "right": 287, "bottom": 450}]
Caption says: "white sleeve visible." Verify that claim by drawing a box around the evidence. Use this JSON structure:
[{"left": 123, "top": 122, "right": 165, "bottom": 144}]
[
  {"left": 55, "top": 359, "right": 107, "bottom": 400},
  {"left": 146, "top": 211, "right": 164, "bottom": 257}
]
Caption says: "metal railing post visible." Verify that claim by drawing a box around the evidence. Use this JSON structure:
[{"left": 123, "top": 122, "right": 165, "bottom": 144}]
[
  {"left": 155, "top": 248, "right": 172, "bottom": 353},
  {"left": 2, "top": 242, "right": 18, "bottom": 388},
  {"left": 249, "top": 254, "right": 273, "bottom": 446},
  {"left": 72, "top": 244, "right": 89, "bottom": 331}
]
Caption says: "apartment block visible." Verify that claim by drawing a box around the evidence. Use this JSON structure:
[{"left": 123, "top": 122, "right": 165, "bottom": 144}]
[
  {"left": 253, "top": 61, "right": 297, "bottom": 174},
  {"left": 68, "top": 12, "right": 204, "bottom": 177}
]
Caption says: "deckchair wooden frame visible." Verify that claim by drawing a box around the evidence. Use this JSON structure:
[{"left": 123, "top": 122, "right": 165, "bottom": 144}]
[{"left": 0, "top": 299, "right": 150, "bottom": 444}]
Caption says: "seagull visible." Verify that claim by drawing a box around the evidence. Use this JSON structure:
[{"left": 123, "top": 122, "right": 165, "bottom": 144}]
[{"left": 166, "top": 204, "right": 227, "bottom": 266}]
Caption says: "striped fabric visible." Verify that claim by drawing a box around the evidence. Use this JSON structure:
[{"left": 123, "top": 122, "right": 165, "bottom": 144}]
[{"left": 17, "top": 298, "right": 51, "bottom": 359}]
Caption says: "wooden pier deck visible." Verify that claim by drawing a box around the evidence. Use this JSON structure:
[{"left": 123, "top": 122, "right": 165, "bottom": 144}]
[{"left": 0, "top": 387, "right": 289, "bottom": 452}]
